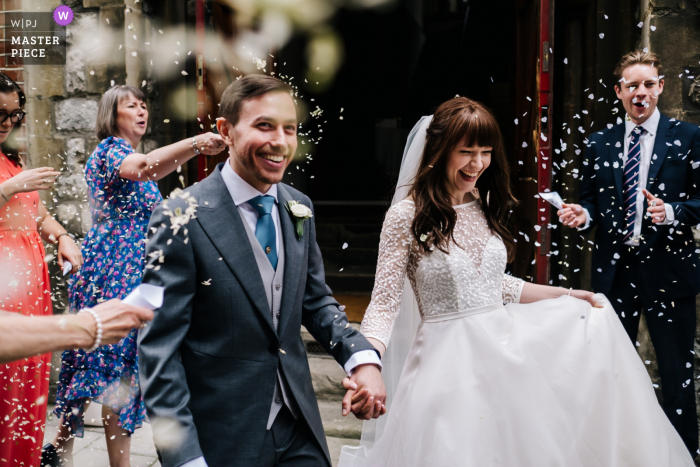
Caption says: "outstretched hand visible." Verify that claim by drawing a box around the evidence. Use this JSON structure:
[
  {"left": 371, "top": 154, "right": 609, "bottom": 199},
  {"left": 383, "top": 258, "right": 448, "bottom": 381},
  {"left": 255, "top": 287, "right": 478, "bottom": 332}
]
[
  {"left": 77, "top": 299, "right": 154, "bottom": 347},
  {"left": 194, "top": 132, "right": 226, "bottom": 156},
  {"left": 643, "top": 189, "right": 666, "bottom": 223},
  {"left": 341, "top": 364, "right": 387, "bottom": 420},
  {"left": 557, "top": 203, "right": 587, "bottom": 228},
  {"left": 2, "top": 167, "right": 60, "bottom": 195}
]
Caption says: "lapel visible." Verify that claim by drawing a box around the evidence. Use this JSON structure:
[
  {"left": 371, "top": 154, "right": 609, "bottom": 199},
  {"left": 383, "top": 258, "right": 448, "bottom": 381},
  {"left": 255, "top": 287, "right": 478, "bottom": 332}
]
[
  {"left": 609, "top": 123, "right": 626, "bottom": 205},
  {"left": 276, "top": 184, "right": 306, "bottom": 334},
  {"left": 195, "top": 167, "right": 276, "bottom": 335},
  {"left": 647, "top": 114, "right": 675, "bottom": 190}
]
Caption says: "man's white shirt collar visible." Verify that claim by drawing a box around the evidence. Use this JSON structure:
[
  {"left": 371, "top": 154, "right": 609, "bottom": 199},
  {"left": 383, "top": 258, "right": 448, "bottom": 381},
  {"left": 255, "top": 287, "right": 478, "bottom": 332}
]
[
  {"left": 625, "top": 107, "right": 660, "bottom": 138},
  {"left": 216, "top": 159, "right": 383, "bottom": 381},
  {"left": 220, "top": 158, "right": 278, "bottom": 206}
]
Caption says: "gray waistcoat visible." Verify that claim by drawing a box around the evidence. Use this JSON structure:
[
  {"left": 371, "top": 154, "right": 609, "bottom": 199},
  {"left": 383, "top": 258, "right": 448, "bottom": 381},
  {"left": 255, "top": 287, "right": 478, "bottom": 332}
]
[{"left": 239, "top": 207, "right": 300, "bottom": 429}]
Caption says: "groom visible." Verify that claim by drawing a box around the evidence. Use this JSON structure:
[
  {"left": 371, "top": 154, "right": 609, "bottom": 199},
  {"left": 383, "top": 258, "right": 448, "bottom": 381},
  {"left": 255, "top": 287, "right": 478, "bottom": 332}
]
[{"left": 138, "top": 75, "right": 385, "bottom": 467}]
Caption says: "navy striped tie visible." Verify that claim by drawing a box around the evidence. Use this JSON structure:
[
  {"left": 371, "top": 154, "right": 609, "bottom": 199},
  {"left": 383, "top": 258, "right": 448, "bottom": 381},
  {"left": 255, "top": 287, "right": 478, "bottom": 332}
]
[{"left": 622, "top": 126, "right": 646, "bottom": 242}]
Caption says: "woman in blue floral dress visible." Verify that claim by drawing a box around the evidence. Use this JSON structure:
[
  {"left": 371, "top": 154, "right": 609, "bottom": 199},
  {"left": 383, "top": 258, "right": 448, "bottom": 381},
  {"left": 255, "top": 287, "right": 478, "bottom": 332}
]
[{"left": 42, "top": 85, "right": 224, "bottom": 467}]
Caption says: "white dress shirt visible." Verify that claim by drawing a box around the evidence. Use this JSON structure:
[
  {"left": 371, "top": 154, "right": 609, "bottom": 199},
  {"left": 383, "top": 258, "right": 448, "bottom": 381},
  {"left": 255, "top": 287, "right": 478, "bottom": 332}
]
[
  {"left": 179, "top": 162, "right": 381, "bottom": 467},
  {"left": 221, "top": 158, "right": 282, "bottom": 252},
  {"left": 581, "top": 109, "right": 674, "bottom": 245}
]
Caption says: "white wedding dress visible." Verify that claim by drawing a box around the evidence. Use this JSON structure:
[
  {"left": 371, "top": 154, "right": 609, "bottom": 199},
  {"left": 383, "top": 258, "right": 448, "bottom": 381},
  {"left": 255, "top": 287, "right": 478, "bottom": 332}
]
[{"left": 339, "top": 198, "right": 693, "bottom": 467}]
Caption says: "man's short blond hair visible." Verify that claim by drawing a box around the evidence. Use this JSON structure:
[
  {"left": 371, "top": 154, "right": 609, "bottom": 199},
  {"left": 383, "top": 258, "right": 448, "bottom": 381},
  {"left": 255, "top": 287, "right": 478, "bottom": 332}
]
[{"left": 614, "top": 50, "right": 663, "bottom": 84}]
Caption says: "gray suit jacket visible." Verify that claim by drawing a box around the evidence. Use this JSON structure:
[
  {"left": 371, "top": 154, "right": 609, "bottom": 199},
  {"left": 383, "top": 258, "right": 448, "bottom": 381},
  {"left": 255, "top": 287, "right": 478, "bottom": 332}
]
[{"left": 137, "top": 165, "right": 378, "bottom": 466}]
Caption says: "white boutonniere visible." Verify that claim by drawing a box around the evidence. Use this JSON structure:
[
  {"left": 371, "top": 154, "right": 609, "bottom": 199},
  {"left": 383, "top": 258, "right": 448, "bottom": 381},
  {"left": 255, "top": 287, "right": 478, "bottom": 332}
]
[{"left": 284, "top": 200, "right": 313, "bottom": 239}]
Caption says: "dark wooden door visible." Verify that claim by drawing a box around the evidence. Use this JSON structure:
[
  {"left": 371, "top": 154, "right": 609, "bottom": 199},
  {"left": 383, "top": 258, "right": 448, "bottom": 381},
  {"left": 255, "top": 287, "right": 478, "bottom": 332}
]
[{"left": 511, "top": 0, "right": 553, "bottom": 284}]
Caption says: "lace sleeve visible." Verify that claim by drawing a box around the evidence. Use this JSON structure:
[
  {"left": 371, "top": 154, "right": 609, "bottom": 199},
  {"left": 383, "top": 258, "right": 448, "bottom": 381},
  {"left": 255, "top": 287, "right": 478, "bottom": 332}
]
[
  {"left": 360, "top": 201, "right": 415, "bottom": 348},
  {"left": 502, "top": 274, "right": 525, "bottom": 304}
]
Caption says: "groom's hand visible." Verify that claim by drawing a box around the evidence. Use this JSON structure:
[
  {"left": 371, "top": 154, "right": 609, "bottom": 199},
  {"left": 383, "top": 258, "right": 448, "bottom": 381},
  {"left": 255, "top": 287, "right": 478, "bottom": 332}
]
[{"left": 341, "top": 364, "right": 386, "bottom": 420}]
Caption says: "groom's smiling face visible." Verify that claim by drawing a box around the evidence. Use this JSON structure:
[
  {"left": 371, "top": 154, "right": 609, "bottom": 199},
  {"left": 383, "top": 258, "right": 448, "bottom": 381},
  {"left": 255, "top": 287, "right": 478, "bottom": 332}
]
[{"left": 220, "top": 90, "right": 298, "bottom": 193}]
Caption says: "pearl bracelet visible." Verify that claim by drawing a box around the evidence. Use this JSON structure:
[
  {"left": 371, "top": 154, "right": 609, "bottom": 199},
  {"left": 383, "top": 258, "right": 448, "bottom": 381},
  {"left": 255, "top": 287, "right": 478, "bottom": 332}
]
[{"left": 79, "top": 308, "right": 103, "bottom": 352}]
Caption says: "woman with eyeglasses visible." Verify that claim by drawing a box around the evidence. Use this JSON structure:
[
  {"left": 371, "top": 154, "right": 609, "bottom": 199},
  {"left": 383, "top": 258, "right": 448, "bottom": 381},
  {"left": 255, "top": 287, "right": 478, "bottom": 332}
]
[{"left": 0, "top": 74, "right": 82, "bottom": 465}]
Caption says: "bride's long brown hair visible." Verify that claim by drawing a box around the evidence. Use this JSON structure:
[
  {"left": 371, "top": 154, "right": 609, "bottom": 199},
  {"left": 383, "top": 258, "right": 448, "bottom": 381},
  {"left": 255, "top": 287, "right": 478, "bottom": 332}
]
[{"left": 408, "top": 97, "right": 517, "bottom": 259}]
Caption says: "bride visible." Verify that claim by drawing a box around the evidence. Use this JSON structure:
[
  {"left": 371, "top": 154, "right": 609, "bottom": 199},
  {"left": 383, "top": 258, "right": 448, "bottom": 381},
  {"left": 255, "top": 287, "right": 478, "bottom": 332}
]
[{"left": 338, "top": 97, "right": 693, "bottom": 466}]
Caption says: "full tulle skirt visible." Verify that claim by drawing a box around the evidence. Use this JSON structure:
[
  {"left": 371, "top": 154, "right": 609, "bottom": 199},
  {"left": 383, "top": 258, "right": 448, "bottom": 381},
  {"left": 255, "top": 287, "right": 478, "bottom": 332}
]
[{"left": 339, "top": 295, "right": 694, "bottom": 467}]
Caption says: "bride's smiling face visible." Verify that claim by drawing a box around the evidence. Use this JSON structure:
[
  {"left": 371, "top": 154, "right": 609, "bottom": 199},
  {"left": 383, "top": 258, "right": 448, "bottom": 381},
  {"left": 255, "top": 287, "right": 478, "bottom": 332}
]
[{"left": 444, "top": 136, "right": 492, "bottom": 203}]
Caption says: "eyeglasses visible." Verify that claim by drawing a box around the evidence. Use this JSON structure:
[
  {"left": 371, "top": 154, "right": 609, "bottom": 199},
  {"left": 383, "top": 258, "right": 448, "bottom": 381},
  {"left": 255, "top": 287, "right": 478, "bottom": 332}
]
[{"left": 0, "top": 111, "right": 26, "bottom": 124}]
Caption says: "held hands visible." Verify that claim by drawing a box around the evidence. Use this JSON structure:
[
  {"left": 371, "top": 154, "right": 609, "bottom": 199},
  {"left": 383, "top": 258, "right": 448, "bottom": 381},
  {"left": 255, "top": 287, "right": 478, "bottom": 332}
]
[
  {"left": 193, "top": 132, "right": 226, "bottom": 156},
  {"left": 75, "top": 299, "right": 154, "bottom": 348},
  {"left": 557, "top": 203, "right": 587, "bottom": 228},
  {"left": 341, "top": 364, "right": 387, "bottom": 420},
  {"left": 643, "top": 189, "right": 666, "bottom": 223},
  {"left": 2, "top": 167, "right": 60, "bottom": 196}
]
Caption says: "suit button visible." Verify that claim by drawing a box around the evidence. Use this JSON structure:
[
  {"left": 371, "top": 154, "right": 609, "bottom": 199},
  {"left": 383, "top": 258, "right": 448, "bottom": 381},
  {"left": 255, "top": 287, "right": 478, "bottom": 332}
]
[
  {"left": 266, "top": 246, "right": 272, "bottom": 254},
  {"left": 275, "top": 396, "right": 282, "bottom": 404},
  {"left": 275, "top": 283, "right": 281, "bottom": 291},
  {"left": 276, "top": 312, "right": 281, "bottom": 319}
]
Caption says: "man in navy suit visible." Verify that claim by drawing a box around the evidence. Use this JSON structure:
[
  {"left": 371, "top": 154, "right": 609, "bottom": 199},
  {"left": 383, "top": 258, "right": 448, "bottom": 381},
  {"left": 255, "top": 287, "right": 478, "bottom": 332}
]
[{"left": 559, "top": 50, "right": 700, "bottom": 456}]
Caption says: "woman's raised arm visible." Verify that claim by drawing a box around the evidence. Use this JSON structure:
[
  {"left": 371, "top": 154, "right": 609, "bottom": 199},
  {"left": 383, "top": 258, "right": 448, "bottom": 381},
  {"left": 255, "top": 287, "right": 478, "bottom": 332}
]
[{"left": 118, "top": 132, "right": 224, "bottom": 181}]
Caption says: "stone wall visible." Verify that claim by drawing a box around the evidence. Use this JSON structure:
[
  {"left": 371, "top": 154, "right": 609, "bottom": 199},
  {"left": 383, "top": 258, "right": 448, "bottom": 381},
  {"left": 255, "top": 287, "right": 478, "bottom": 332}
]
[{"left": 646, "top": 0, "right": 700, "bottom": 123}]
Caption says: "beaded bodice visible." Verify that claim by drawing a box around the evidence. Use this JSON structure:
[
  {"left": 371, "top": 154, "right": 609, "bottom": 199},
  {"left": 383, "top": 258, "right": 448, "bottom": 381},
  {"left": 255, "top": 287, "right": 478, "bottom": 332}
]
[{"left": 360, "top": 199, "right": 525, "bottom": 348}]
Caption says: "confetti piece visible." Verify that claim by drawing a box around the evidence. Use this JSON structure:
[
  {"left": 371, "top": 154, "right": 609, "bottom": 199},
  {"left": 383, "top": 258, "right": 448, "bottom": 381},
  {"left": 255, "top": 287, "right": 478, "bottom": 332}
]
[{"left": 253, "top": 57, "right": 267, "bottom": 70}]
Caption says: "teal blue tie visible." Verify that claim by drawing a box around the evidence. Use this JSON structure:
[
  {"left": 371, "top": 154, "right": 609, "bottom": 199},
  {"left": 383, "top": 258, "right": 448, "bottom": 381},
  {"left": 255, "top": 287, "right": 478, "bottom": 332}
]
[{"left": 247, "top": 195, "right": 278, "bottom": 269}]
